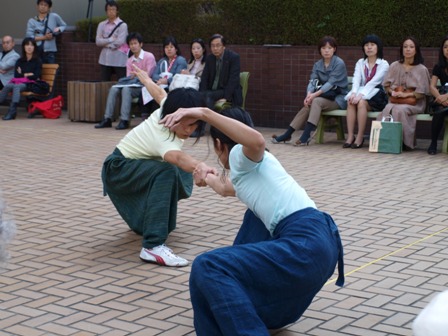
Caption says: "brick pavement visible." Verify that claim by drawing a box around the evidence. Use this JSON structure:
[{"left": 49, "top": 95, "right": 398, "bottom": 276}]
[{"left": 0, "top": 107, "right": 447, "bottom": 336}]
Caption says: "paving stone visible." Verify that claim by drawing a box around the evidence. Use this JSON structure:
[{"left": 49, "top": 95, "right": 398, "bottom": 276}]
[{"left": 1, "top": 112, "right": 447, "bottom": 335}]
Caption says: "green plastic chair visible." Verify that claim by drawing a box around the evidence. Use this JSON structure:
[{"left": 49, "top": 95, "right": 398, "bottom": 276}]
[{"left": 215, "top": 71, "right": 250, "bottom": 111}]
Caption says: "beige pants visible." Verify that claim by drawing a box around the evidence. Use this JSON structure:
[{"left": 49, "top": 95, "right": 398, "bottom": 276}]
[{"left": 290, "top": 97, "right": 339, "bottom": 129}]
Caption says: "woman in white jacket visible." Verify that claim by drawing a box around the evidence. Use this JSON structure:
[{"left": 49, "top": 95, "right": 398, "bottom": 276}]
[{"left": 343, "top": 35, "right": 389, "bottom": 148}]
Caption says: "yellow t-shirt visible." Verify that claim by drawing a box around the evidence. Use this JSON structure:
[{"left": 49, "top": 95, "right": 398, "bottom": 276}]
[{"left": 116, "top": 97, "right": 183, "bottom": 160}]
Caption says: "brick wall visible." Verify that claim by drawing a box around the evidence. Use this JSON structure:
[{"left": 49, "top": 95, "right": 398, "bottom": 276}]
[{"left": 57, "top": 32, "right": 439, "bottom": 136}]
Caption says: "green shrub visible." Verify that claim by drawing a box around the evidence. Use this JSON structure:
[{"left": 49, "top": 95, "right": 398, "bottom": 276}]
[{"left": 75, "top": 0, "right": 448, "bottom": 47}]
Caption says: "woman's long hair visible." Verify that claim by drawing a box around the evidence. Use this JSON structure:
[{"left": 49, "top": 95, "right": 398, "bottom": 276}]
[
  {"left": 21, "top": 37, "right": 38, "bottom": 61},
  {"left": 437, "top": 35, "right": 448, "bottom": 72},
  {"left": 188, "top": 38, "right": 206, "bottom": 64},
  {"left": 399, "top": 36, "right": 424, "bottom": 65},
  {"left": 161, "top": 88, "right": 207, "bottom": 137},
  {"left": 210, "top": 107, "right": 254, "bottom": 154}
]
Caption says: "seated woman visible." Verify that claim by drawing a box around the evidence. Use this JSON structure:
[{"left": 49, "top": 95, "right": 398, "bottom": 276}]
[
  {"left": 0, "top": 37, "right": 42, "bottom": 120},
  {"left": 427, "top": 35, "right": 448, "bottom": 155},
  {"left": 140, "top": 36, "right": 187, "bottom": 119},
  {"left": 380, "top": 36, "right": 430, "bottom": 150},
  {"left": 181, "top": 38, "right": 206, "bottom": 78},
  {"left": 344, "top": 34, "right": 389, "bottom": 149},
  {"left": 161, "top": 107, "right": 344, "bottom": 336},
  {"left": 101, "top": 64, "right": 215, "bottom": 267},
  {"left": 272, "top": 36, "right": 348, "bottom": 146}
]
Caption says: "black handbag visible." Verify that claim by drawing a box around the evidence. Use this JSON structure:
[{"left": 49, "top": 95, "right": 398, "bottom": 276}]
[
  {"left": 430, "top": 85, "right": 448, "bottom": 115},
  {"left": 310, "top": 79, "right": 340, "bottom": 100},
  {"left": 367, "top": 85, "right": 388, "bottom": 111},
  {"left": 27, "top": 80, "right": 50, "bottom": 95}
]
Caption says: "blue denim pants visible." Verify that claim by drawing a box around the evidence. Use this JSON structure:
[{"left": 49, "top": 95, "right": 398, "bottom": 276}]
[{"left": 189, "top": 207, "right": 344, "bottom": 336}]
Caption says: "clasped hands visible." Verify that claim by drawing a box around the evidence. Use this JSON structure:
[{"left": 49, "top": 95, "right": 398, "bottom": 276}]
[
  {"left": 435, "top": 93, "right": 448, "bottom": 106},
  {"left": 193, "top": 162, "right": 217, "bottom": 187}
]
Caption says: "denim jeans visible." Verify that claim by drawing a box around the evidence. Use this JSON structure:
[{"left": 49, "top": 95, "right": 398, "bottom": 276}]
[{"left": 189, "top": 208, "right": 344, "bottom": 335}]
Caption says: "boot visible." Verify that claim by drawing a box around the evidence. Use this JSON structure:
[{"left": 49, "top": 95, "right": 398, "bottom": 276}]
[
  {"left": 2, "top": 103, "right": 18, "bottom": 120},
  {"left": 94, "top": 118, "right": 112, "bottom": 129},
  {"left": 115, "top": 120, "right": 129, "bottom": 130}
]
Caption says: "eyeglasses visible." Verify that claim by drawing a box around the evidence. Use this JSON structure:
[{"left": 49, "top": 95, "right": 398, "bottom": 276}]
[{"left": 211, "top": 44, "right": 223, "bottom": 49}]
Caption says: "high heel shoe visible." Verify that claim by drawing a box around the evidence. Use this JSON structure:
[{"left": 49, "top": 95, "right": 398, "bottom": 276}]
[
  {"left": 293, "top": 138, "right": 311, "bottom": 146},
  {"left": 342, "top": 136, "right": 355, "bottom": 148},
  {"left": 351, "top": 138, "right": 365, "bottom": 149},
  {"left": 271, "top": 134, "right": 291, "bottom": 144}
]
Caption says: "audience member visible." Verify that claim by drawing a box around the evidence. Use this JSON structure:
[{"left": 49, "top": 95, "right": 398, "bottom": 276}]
[
  {"left": 160, "top": 106, "right": 344, "bottom": 336},
  {"left": 26, "top": 0, "right": 66, "bottom": 64},
  {"left": 95, "top": 0, "right": 128, "bottom": 81},
  {"left": 181, "top": 38, "right": 207, "bottom": 78},
  {"left": 0, "top": 38, "right": 42, "bottom": 120},
  {"left": 199, "top": 34, "right": 243, "bottom": 109},
  {"left": 427, "top": 35, "right": 448, "bottom": 155},
  {"left": 140, "top": 36, "right": 187, "bottom": 118},
  {"left": 272, "top": 36, "right": 348, "bottom": 146},
  {"left": 95, "top": 32, "right": 156, "bottom": 130},
  {"left": 380, "top": 36, "right": 430, "bottom": 150},
  {"left": 100, "top": 64, "right": 214, "bottom": 267},
  {"left": 0, "top": 36, "right": 20, "bottom": 90},
  {"left": 343, "top": 34, "right": 389, "bottom": 149}
]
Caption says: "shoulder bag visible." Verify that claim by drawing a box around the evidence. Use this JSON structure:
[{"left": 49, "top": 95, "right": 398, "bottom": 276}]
[
  {"left": 169, "top": 74, "right": 200, "bottom": 91},
  {"left": 389, "top": 86, "right": 417, "bottom": 105}
]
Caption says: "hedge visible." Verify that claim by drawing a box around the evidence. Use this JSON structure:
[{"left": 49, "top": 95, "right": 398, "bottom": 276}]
[{"left": 75, "top": 0, "right": 448, "bottom": 47}]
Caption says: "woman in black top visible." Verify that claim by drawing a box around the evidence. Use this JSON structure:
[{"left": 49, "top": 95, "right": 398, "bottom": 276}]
[
  {"left": 0, "top": 37, "right": 42, "bottom": 120},
  {"left": 428, "top": 36, "right": 448, "bottom": 155}
]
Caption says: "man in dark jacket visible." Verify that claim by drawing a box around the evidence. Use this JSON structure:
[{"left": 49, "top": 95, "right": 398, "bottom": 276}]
[{"left": 200, "top": 34, "right": 242, "bottom": 109}]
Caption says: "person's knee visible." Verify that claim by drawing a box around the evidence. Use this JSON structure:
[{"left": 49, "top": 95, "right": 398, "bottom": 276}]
[{"left": 190, "top": 253, "right": 215, "bottom": 285}]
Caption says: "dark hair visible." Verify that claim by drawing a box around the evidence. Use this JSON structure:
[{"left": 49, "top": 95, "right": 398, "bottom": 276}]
[
  {"left": 209, "top": 34, "right": 226, "bottom": 47},
  {"left": 161, "top": 88, "right": 207, "bottom": 136},
  {"left": 210, "top": 107, "right": 254, "bottom": 153},
  {"left": 105, "top": 1, "right": 119, "bottom": 12},
  {"left": 163, "top": 36, "right": 181, "bottom": 57},
  {"left": 318, "top": 36, "right": 337, "bottom": 54},
  {"left": 362, "top": 34, "right": 384, "bottom": 59},
  {"left": 37, "top": 0, "right": 52, "bottom": 7},
  {"left": 21, "top": 37, "right": 38, "bottom": 60},
  {"left": 188, "top": 38, "right": 206, "bottom": 64},
  {"left": 437, "top": 35, "right": 448, "bottom": 71},
  {"left": 126, "top": 32, "right": 143, "bottom": 45},
  {"left": 399, "top": 36, "right": 424, "bottom": 65}
]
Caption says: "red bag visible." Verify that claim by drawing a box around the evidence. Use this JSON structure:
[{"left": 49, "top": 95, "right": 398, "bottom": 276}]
[{"left": 27, "top": 95, "right": 64, "bottom": 119}]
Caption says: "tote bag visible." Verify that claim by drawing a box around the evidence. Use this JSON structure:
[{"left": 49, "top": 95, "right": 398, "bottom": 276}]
[
  {"left": 169, "top": 74, "right": 200, "bottom": 91},
  {"left": 369, "top": 115, "right": 403, "bottom": 154},
  {"left": 27, "top": 95, "right": 63, "bottom": 119}
]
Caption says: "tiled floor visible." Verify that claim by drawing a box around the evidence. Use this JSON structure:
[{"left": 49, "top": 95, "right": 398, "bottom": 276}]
[{"left": 0, "top": 107, "right": 447, "bottom": 336}]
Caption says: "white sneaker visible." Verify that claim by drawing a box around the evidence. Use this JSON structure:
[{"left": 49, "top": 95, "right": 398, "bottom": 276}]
[{"left": 140, "top": 245, "right": 189, "bottom": 267}]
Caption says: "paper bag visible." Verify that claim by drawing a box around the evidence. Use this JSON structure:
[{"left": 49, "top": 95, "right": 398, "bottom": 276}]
[{"left": 369, "top": 116, "right": 403, "bottom": 154}]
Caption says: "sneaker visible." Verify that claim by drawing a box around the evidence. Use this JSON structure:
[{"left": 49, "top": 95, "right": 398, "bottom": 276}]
[{"left": 140, "top": 245, "right": 188, "bottom": 267}]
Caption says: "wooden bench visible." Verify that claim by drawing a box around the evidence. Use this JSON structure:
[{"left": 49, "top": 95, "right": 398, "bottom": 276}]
[
  {"left": 21, "top": 63, "right": 59, "bottom": 101},
  {"left": 314, "top": 78, "right": 448, "bottom": 153}
]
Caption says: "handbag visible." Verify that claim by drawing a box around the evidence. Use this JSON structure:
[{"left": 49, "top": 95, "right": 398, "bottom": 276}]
[
  {"left": 26, "top": 80, "right": 50, "bottom": 95},
  {"left": 389, "top": 86, "right": 417, "bottom": 105},
  {"left": 310, "top": 78, "right": 340, "bottom": 100},
  {"left": 430, "top": 84, "right": 448, "bottom": 115},
  {"left": 367, "top": 85, "right": 388, "bottom": 111},
  {"left": 27, "top": 95, "right": 63, "bottom": 119},
  {"left": 369, "top": 115, "right": 403, "bottom": 154},
  {"left": 169, "top": 74, "right": 200, "bottom": 91}
]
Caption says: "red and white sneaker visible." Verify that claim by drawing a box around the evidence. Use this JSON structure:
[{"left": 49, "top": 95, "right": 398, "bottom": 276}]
[{"left": 140, "top": 245, "right": 188, "bottom": 267}]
